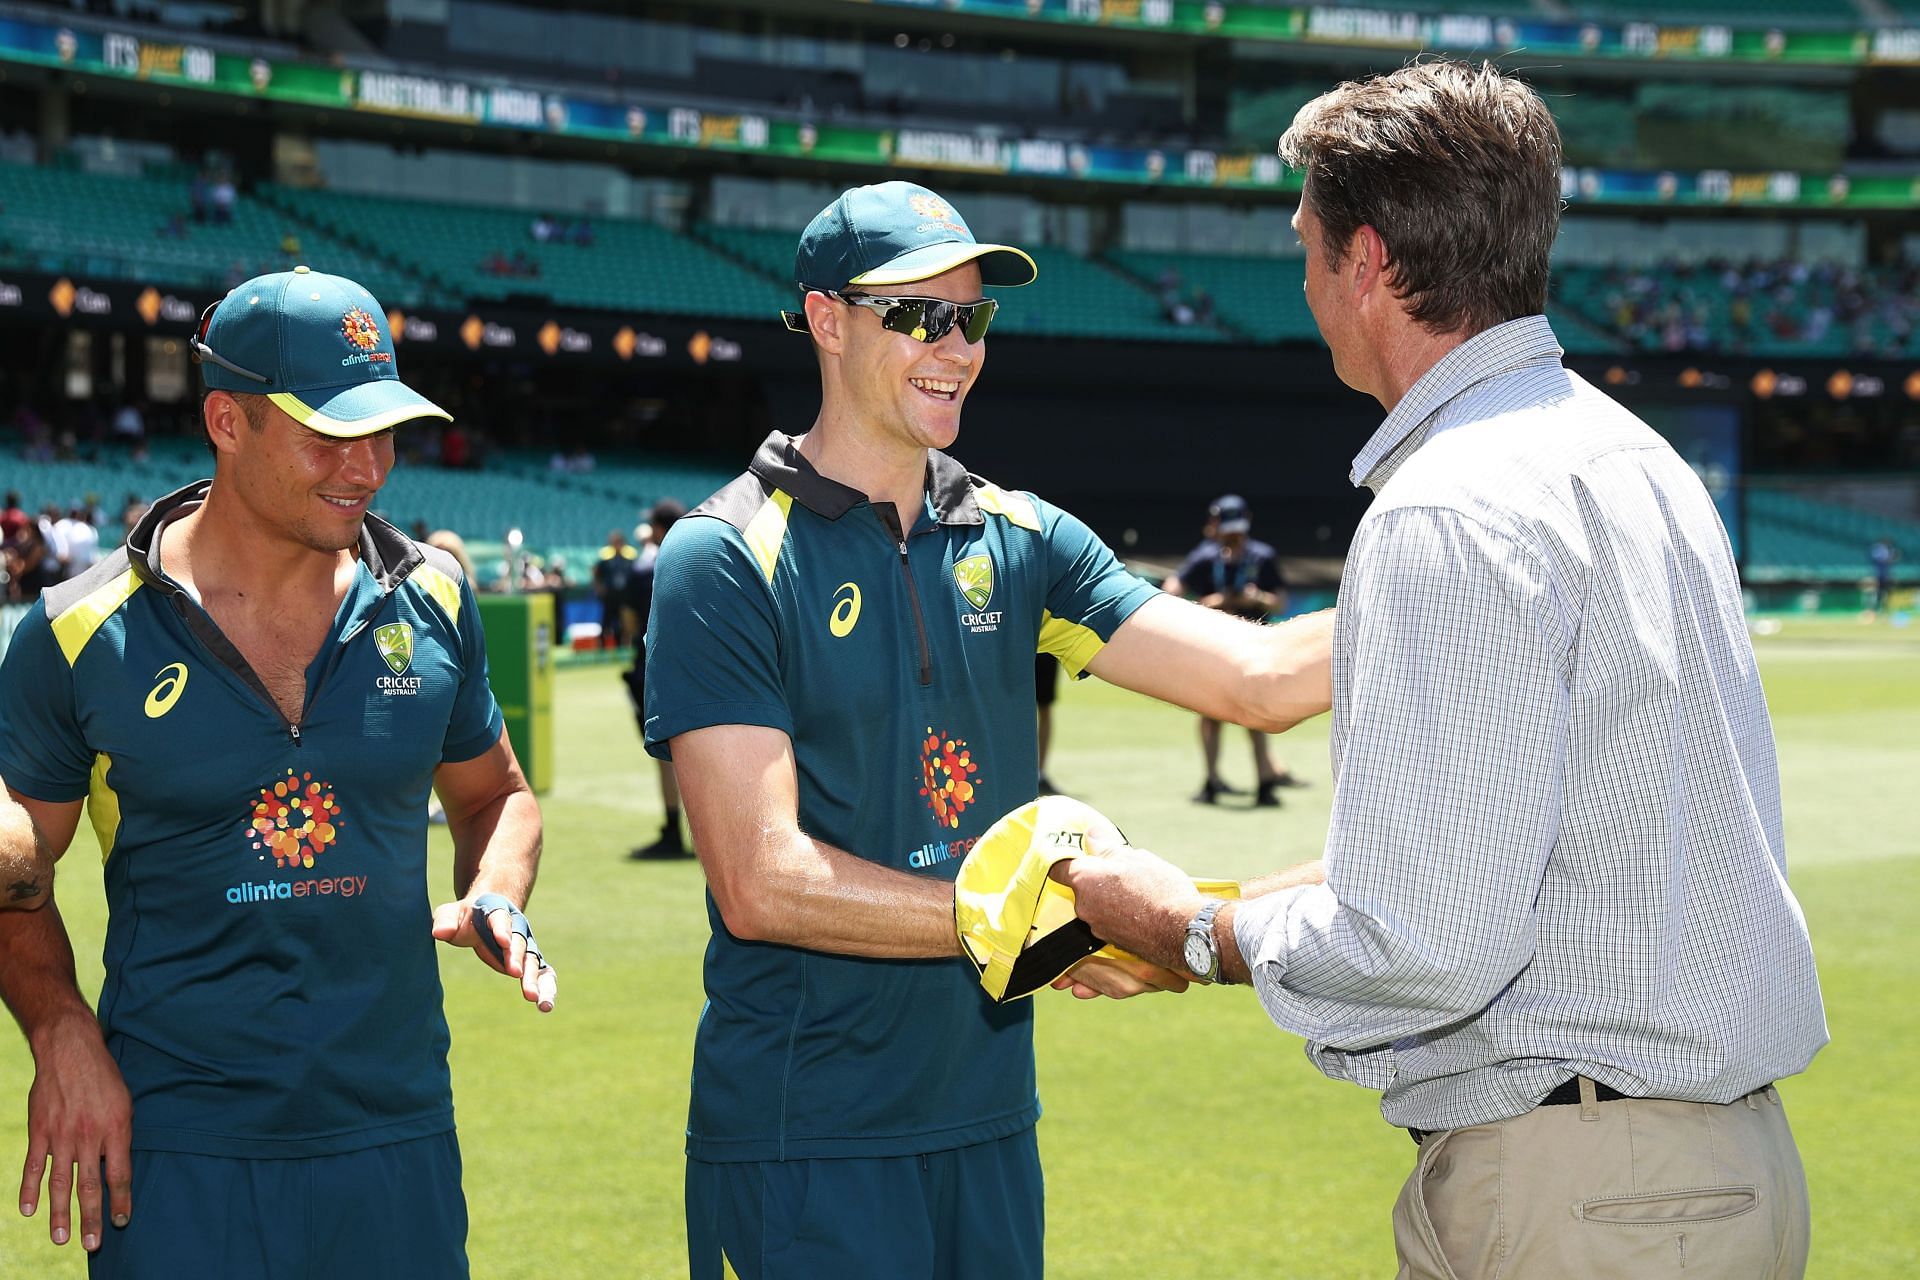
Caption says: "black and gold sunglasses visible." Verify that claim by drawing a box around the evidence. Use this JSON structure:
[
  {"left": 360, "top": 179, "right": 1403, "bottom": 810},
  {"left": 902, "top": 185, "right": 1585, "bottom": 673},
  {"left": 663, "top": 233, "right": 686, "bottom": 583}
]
[{"left": 781, "top": 290, "right": 999, "bottom": 345}]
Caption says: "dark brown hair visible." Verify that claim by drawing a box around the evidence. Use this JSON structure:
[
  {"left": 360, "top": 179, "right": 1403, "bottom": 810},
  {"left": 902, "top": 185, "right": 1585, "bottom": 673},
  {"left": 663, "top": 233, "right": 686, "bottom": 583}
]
[{"left": 1280, "top": 60, "right": 1562, "bottom": 336}]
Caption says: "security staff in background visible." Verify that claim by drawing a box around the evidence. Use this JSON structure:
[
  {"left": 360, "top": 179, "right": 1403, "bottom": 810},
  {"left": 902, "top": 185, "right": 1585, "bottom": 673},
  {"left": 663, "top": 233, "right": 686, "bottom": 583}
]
[{"left": 1165, "top": 494, "right": 1304, "bottom": 806}]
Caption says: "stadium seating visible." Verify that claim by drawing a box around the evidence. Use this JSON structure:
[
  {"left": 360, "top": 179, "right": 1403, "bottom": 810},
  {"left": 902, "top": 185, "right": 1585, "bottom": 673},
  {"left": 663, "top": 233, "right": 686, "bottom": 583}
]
[
  {"left": 0, "top": 161, "right": 433, "bottom": 306},
  {"left": 1745, "top": 488, "right": 1920, "bottom": 583},
  {"left": 264, "top": 187, "right": 789, "bottom": 319},
  {"left": 1556, "top": 262, "right": 1920, "bottom": 360},
  {"left": 699, "top": 224, "right": 1222, "bottom": 343}
]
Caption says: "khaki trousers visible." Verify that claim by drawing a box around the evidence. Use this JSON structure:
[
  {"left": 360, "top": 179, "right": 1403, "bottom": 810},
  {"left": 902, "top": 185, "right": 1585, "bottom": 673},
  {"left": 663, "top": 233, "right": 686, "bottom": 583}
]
[{"left": 1393, "top": 1082, "right": 1809, "bottom": 1279}]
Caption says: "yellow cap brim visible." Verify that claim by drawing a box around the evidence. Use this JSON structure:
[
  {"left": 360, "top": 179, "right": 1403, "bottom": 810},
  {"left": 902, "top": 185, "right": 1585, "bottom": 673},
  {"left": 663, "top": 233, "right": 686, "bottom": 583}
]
[{"left": 850, "top": 241, "right": 1038, "bottom": 289}]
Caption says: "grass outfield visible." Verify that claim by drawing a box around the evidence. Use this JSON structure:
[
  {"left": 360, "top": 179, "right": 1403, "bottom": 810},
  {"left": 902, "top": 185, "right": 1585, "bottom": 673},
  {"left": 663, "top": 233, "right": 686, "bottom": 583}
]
[{"left": 1, "top": 615, "right": 1915, "bottom": 1277}]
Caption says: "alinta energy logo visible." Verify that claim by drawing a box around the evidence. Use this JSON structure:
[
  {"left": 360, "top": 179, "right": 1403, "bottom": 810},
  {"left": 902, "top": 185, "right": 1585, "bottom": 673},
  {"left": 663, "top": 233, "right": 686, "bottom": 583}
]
[
  {"left": 918, "top": 727, "right": 982, "bottom": 830},
  {"left": 340, "top": 307, "right": 393, "bottom": 369},
  {"left": 228, "top": 770, "right": 366, "bottom": 905}
]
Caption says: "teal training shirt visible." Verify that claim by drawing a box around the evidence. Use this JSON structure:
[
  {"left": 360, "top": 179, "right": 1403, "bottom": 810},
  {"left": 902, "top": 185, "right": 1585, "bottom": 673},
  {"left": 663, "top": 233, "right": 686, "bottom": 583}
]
[
  {"left": 0, "top": 482, "right": 505, "bottom": 1159},
  {"left": 644, "top": 433, "right": 1160, "bottom": 1162}
]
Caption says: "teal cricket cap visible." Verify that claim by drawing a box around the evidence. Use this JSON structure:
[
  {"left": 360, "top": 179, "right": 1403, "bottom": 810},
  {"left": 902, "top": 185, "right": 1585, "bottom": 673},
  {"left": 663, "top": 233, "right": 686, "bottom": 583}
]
[
  {"left": 192, "top": 266, "right": 450, "bottom": 438},
  {"left": 792, "top": 182, "right": 1037, "bottom": 293}
]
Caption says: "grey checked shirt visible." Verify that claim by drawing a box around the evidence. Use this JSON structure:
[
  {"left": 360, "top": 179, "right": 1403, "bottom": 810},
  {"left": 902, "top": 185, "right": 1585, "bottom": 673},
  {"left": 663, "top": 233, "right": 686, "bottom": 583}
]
[{"left": 1233, "top": 316, "right": 1828, "bottom": 1131}]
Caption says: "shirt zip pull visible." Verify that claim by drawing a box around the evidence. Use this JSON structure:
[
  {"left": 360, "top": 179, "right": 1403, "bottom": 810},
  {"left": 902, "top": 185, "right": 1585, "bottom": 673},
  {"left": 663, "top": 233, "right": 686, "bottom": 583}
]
[{"left": 289, "top": 722, "right": 302, "bottom": 746}]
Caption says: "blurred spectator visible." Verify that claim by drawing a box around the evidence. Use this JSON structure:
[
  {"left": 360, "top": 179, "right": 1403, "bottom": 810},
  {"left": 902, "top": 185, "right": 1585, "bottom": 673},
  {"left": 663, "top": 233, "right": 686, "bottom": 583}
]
[
  {"left": 509, "top": 249, "right": 540, "bottom": 279},
  {"left": 112, "top": 399, "right": 147, "bottom": 449},
  {"left": 426, "top": 529, "right": 478, "bottom": 583},
  {"left": 210, "top": 174, "right": 236, "bottom": 224},
  {"left": 530, "top": 213, "right": 557, "bottom": 243},
  {"left": 440, "top": 423, "right": 470, "bottom": 470},
  {"left": 2, "top": 515, "right": 50, "bottom": 602},
  {"left": 120, "top": 493, "right": 150, "bottom": 534},
  {"left": 592, "top": 530, "right": 639, "bottom": 649},
  {"left": 0, "top": 492, "right": 26, "bottom": 542},
  {"left": 567, "top": 218, "right": 594, "bottom": 247},
  {"left": 280, "top": 231, "right": 303, "bottom": 257},
  {"left": 35, "top": 505, "right": 68, "bottom": 583},
  {"left": 1870, "top": 538, "right": 1899, "bottom": 615}
]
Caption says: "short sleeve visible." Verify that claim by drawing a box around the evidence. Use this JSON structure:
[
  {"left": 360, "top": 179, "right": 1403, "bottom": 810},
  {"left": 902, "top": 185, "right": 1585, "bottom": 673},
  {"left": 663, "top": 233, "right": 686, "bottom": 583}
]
[
  {"left": 441, "top": 575, "right": 506, "bottom": 763},
  {"left": 0, "top": 602, "right": 95, "bottom": 801},
  {"left": 642, "top": 516, "right": 792, "bottom": 760},
  {"left": 1031, "top": 496, "right": 1160, "bottom": 677}
]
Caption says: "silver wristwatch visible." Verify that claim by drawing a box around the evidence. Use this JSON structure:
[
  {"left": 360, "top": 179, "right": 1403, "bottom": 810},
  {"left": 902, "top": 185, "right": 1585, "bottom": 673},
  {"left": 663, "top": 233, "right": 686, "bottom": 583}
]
[{"left": 1183, "top": 898, "right": 1230, "bottom": 984}]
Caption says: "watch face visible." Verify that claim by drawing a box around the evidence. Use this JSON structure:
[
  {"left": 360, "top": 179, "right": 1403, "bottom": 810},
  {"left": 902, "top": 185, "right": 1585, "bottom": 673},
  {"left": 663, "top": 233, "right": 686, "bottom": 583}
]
[{"left": 1183, "top": 932, "right": 1212, "bottom": 978}]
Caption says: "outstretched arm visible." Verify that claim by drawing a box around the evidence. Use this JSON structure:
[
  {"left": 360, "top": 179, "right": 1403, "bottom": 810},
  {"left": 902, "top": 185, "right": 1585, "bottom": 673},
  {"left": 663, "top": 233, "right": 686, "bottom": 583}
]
[{"left": 1086, "top": 595, "right": 1333, "bottom": 732}]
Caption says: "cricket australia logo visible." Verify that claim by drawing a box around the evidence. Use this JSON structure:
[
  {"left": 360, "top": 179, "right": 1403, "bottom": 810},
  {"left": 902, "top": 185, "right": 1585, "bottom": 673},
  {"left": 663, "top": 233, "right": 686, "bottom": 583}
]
[
  {"left": 954, "top": 554, "right": 1001, "bottom": 633},
  {"left": 374, "top": 622, "right": 423, "bottom": 695}
]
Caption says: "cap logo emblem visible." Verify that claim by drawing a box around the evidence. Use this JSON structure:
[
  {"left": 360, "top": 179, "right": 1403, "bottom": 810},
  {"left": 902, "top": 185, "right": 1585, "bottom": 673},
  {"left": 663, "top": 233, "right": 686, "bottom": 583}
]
[
  {"left": 908, "top": 194, "right": 952, "bottom": 221},
  {"left": 342, "top": 308, "right": 382, "bottom": 352},
  {"left": 340, "top": 307, "right": 393, "bottom": 367}
]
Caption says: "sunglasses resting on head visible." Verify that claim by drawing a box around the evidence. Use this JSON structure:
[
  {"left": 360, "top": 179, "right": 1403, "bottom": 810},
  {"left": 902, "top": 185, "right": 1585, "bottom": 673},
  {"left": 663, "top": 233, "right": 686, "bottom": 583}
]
[{"left": 781, "top": 290, "right": 999, "bottom": 345}]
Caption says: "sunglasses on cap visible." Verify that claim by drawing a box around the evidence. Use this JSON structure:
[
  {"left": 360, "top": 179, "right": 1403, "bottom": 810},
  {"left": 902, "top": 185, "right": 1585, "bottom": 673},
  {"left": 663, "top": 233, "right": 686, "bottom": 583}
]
[
  {"left": 189, "top": 299, "right": 271, "bottom": 384},
  {"left": 780, "top": 291, "right": 999, "bottom": 345}
]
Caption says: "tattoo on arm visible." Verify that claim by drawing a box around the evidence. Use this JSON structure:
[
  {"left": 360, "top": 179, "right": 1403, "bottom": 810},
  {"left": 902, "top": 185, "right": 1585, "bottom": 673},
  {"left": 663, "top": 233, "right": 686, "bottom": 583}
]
[{"left": 7, "top": 878, "right": 41, "bottom": 903}]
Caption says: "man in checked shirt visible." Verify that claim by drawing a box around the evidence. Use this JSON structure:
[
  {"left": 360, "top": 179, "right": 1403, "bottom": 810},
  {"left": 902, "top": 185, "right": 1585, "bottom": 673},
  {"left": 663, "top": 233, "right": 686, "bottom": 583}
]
[{"left": 1058, "top": 60, "right": 1826, "bottom": 1279}]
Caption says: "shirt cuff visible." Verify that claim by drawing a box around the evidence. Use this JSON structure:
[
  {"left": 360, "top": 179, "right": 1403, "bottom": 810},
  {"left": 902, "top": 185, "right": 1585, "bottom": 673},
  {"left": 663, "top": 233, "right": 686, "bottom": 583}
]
[{"left": 1230, "top": 881, "right": 1320, "bottom": 981}]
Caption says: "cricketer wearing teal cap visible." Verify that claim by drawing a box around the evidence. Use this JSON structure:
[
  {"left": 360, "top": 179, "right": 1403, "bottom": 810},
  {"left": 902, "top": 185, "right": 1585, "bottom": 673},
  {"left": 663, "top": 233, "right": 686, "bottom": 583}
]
[
  {"left": 0, "top": 266, "right": 553, "bottom": 1280},
  {"left": 648, "top": 182, "right": 1338, "bottom": 1278}
]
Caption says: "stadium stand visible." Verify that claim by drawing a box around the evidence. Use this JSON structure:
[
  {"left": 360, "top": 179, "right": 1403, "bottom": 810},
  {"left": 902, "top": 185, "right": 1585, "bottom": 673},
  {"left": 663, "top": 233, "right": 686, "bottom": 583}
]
[
  {"left": 1558, "top": 261, "right": 1920, "bottom": 359},
  {"left": 259, "top": 185, "right": 789, "bottom": 319},
  {"left": 0, "top": 160, "right": 433, "bottom": 307},
  {"left": 1744, "top": 487, "right": 1920, "bottom": 584},
  {"left": 698, "top": 223, "right": 1225, "bottom": 343}
]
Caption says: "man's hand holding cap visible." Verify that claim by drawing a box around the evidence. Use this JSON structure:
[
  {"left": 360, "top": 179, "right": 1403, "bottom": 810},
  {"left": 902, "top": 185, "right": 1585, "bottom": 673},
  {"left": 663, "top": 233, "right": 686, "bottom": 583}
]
[{"left": 954, "top": 796, "right": 1234, "bottom": 1002}]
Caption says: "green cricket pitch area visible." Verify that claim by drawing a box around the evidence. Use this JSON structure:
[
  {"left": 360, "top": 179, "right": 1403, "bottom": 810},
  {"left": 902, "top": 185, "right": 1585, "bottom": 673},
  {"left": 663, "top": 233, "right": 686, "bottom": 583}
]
[{"left": 3, "top": 615, "right": 1914, "bottom": 1277}]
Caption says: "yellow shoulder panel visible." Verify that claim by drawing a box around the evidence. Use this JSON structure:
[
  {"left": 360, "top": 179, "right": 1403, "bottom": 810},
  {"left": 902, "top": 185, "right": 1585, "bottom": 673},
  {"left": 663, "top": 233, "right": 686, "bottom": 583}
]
[
  {"left": 743, "top": 489, "right": 794, "bottom": 585},
  {"left": 50, "top": 568, "right": 142, "bottom": 667},
  {"left": 413, "top": 565, "right": 464, "bottom": 629},
  {"left": 1038, "top": 609, "right": 1107, "bottom": 677},
  {"left": 974, "top": 482, "right": 1042, "bottom": 532}
]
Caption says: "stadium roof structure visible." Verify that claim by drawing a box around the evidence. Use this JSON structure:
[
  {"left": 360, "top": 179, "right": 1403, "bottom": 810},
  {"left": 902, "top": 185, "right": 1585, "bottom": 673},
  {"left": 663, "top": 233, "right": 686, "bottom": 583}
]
[
  {"left": 2, "top": 7, "right": 1918, "bottom": 212},
  {"left": 794, "top": 0, "right": 1918, "bottom": 66}
]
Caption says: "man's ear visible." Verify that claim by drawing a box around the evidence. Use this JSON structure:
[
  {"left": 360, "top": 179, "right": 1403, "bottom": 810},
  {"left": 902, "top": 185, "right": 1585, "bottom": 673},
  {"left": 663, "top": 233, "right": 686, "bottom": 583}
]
[
  {"left": 803, "top": 291, "right": 844, "bottom": 357},
  {"left": 1350, "top": 225, "right": 1390, "bottom": 300},
  {"left": 203, "top": 391, "right": 247, "bottom": 456}
]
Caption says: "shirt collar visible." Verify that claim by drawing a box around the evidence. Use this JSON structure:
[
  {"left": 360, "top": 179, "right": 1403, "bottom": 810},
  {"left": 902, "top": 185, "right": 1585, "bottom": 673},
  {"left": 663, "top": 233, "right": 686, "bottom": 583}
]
[
  {"left": 126, "top": 479, "right": 424, "bottom": 595},
  {"left": 1348, "top": 315, "right": 1564, "bottom": 492},
  {"left": 748, "top": 431, "right": 983, "bottom": 526}
]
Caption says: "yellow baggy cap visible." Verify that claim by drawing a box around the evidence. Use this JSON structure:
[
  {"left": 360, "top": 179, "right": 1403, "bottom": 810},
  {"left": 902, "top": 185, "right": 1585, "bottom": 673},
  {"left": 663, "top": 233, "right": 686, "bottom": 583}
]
[{"left": 954, "top": 795, "right": 1238, "bottom": 1003}]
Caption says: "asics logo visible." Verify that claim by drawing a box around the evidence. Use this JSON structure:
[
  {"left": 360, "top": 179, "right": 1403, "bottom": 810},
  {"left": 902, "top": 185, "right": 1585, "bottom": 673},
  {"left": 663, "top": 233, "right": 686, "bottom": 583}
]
[
  {"left": 145, "top": 663, "right": 188, "bottom": 718},
  {"left": 829, "top": 582, "right": 862, "bottom": 638}
]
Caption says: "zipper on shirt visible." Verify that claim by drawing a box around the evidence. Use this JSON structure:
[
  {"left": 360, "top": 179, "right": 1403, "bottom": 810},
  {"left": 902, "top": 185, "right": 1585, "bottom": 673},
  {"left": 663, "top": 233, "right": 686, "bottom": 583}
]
[
  {"left": 168, "top": 592, "right": 308, "bottom": 746},
  {"left": 877, "top": 505, "right": 933, "bottom": 687}
]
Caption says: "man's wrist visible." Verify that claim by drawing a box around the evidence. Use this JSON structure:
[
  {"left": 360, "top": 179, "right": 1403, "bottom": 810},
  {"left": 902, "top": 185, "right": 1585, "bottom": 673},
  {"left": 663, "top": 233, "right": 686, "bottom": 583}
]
[
  {"left": 26, "top": 1003, "right": 105, "bottom": 1063},
  {"left": 1214, "top": 901, "right": 1252, "bottom": 985}
]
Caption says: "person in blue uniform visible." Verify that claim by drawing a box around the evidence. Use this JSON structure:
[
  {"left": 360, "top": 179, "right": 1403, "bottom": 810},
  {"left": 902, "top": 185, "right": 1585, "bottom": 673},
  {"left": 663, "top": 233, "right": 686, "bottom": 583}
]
[
  {"left": 1166, "top": 494, "right": 1303, "bottom": 806},
  {"left": 0, "top": 268, "right": 554, "bottom": 1279},
  {"left": 645, "top": 181, "right": 1335, "bottom": 1279}
]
